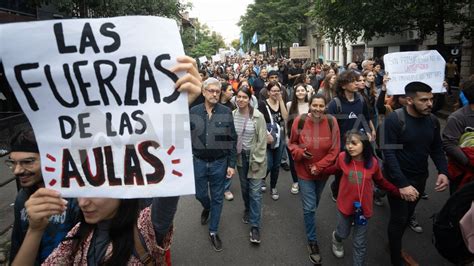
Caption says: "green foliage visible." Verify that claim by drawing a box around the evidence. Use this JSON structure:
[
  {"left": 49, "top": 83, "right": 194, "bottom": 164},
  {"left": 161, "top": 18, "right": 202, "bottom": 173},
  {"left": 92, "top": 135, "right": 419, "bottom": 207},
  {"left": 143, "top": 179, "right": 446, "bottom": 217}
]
[
  {"left": 185, "top": 21, "right": 226, "bottom": 58},
  {"left": 30, "top": 0, "right": 186, "bottom": 18},
  {"left": 309, "top": 0, "right": 472, "bottom": 46},
  {"left": 238, "top": 0, "right": 310, "bottom": 51},
  {"left": 230, "top": 39, "right": 240, "bottom": 51}
]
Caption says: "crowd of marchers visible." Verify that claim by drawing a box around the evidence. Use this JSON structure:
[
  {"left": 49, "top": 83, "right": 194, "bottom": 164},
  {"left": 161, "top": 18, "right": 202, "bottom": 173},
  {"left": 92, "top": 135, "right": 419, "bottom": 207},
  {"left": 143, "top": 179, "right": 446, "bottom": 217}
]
[{"left": 5, "top": 53, "right": 474, "bottom": 266}]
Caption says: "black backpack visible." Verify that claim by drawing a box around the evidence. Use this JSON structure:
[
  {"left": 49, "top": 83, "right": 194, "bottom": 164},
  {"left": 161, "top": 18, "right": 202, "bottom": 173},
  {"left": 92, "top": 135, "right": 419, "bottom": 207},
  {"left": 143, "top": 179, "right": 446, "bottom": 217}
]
[{"left": 432, "top": 181, "right": 474, "bottom": 264}]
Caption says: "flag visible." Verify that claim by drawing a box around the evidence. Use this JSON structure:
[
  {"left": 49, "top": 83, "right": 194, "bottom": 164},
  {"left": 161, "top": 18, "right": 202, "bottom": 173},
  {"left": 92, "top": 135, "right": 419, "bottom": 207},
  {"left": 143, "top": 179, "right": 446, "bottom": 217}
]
[
  {"left": 240, "top": 33, "right": 244, "bottom": 46},
  {"left": 252, "top": 32, "right": 258, "bottom": 44}
]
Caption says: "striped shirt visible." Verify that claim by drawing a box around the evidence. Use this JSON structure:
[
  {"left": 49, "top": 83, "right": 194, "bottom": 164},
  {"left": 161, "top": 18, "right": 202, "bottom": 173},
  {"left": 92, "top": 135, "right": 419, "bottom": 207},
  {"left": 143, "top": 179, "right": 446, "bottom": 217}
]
[{"left": 234, "top": 111, "right": 255, "bottom": 151}]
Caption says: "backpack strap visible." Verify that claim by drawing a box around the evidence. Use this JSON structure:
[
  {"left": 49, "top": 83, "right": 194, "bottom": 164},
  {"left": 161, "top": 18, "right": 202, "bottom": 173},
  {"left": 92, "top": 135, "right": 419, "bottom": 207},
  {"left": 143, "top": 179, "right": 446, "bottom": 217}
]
[
  {"left": 430, "top": 113, "right": 440, "bottom": 130},
  {"left": 334, "top": 97, "right": 342, "bottom": 114},
  {"left": 297, "top": 113, "right": 307, "bottom": 134},
  {"left": 394, "top": 108, "right": 406, "bottom": 133},
  {"left": 326, "top": 114, "right": 334, "bottom": 133}
]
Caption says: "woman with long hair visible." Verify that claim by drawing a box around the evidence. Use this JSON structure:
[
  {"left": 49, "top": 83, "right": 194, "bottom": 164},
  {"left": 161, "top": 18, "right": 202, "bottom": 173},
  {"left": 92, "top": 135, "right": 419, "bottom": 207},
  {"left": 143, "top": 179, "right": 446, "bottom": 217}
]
[
  {"left": 318, "top": 73, "right": 337, "bottom": 104},
  {"left": 258, "top": 81, "right": 288, "bottom": 200},
  {"left": 288, "top": 94, "right": 340, "bottom": 265},
  {"left": 233, "top": 87, "right": 267, "bottom": 243},
  {"left": 286, "top": 83, "right": 309, "bottom": 194},
  {"left": 11, "top": 55, "right": 203, "bottom": 266}
]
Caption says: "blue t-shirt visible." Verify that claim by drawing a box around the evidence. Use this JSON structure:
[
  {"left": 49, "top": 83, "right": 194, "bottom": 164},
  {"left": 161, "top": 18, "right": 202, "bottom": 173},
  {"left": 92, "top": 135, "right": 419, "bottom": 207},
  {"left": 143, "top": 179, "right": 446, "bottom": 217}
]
[{"left": 10, "top": 188, "right": 79, "bottom": 265}]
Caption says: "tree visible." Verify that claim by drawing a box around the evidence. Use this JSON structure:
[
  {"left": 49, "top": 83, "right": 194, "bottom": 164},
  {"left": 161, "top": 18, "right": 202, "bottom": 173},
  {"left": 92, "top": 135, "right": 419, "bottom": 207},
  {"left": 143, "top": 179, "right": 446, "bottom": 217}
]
[
  {"left": 238, "top": 0, "right": 309, "bottom": 56},
  {"left": 29, "top": 0, "right": 186, "bottom": 18},
  {"left": 309, "top": 0, "right": 473, "bottom": 59},
  {"left": 185, "top": 21, "right": 226, "bottom": 58},
  {"left": 230, "top": 39, "right": 240, "bottom": 51}
]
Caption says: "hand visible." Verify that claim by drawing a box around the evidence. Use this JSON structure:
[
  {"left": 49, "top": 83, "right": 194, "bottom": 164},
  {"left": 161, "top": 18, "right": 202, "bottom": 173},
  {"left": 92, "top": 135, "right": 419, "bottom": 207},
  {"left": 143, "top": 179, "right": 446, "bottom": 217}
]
[
  {"left": 226, "top": 167, "right": 235, "bottom": 178},
  {"left": 170, "top": 56, "right": 202, "bottom": 105},
  {"left": 371, "top": 130, "right": 376, "bottom": 142},
  {"left": 435, "top": 174, "right": 449, "bottom": 192},
  {"left": 399, "top": 185, "right": 419, "bottom": 202},
  {"left": 382, "top": 74, "right": 390, "bottom": 89},
  {"left": 302, "top": 149, "right": 313, "bottom": 159},
  {"left": 310, "top": 165, "right": 319, "bottom": 175},
  {"left": 366, "top": 132, "right": 373, "bottom": 142},
  {"left": 266, "top": 133, "right": 274, "bottom": 144},
  {"left": 25, "top": 188, "right": 67, "bottom": 232}
]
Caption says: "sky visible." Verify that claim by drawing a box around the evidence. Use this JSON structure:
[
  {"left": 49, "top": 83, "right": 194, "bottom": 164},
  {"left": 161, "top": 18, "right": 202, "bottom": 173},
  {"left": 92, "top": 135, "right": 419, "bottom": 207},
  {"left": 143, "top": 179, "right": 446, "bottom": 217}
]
[{"left": 187, "top": 0, "right": 254, "bottom": 45}]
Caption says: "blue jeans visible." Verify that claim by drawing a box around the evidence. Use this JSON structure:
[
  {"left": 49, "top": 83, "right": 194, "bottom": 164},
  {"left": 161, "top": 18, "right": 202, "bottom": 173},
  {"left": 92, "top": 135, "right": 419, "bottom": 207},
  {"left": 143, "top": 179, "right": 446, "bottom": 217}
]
[
  {"left": 335, "top": 210, "right": 368, "bottom": 266},
  {"left": 237, "top": 150, "right": 263, "bottom": 228},
  {"left": 224, "top": 177, "right": 232, "bottom": 192},
  {"left": 299, "top": 178, "right": 327, "bottom": 243},
  {"left": 266, "top": 137, "right": 284, "bottom": 189},
  {"left": 193, "top": 157, "right": 227, "bottom": 233}
]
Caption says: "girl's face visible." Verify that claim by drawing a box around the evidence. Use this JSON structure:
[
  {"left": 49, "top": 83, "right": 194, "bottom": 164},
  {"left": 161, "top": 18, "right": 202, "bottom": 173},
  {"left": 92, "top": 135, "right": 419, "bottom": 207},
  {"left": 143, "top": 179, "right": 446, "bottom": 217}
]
[
  {"left": 295, "top": 86, "right": 307, "bottom": 101},
  {"left": 269, "top": 85, "right": 281, "bottom": 101},
  {"left": 305, "top": 76, "right": 311, "bottom": 84},
  {"left": 223, "top": 85, "right": 234, "bottom": 100},
  {"left": 345, "top": 135, "right": 364, "bottom": 159},
  {"left": 366, "top": 72, "right": 375, "bottom": 83},
  {"left": 309, "top": 98, "right": 326, "bottom": 118},
  {"left": 374, "top": 65, "right": 381, "bottom": 72},
  {"left": 328, "top": 69, "right": 336, "bottom": 75},
  {"left": 329, "top": 75, "right": 336, "bottom": 86},
  {"left": 228, "top": 73, "right": 234, "bottom": 80},
  {"left": 236, "top": 91, "right": 250, "bottom": 109},
  {"left": 357, "top": 76, "right": 366, "bottom": 90},
  {"left": 78, "top": 198, "right": 120, "bottom": 224}
]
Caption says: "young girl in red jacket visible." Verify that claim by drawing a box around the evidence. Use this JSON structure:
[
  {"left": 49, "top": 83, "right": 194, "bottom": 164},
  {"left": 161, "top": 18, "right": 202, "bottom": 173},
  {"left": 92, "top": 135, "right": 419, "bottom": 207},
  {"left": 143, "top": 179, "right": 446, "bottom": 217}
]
[{"left": 325, "top": 130, "right": 407, "bottom": 266}]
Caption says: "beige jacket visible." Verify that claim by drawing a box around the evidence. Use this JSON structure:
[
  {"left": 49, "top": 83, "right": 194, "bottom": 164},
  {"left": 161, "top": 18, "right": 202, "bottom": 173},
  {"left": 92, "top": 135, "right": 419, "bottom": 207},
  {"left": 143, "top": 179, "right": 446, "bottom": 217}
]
[{"left": 233, "top": 108, "right": 267, "bottom": 179}]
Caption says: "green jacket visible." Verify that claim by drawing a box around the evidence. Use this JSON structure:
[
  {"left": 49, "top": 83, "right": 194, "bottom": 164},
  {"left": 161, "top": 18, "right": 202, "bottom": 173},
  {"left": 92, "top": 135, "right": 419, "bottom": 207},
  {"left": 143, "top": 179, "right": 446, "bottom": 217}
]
[{"left": 233, "top": 108, "right": 268, "bottom": 179}]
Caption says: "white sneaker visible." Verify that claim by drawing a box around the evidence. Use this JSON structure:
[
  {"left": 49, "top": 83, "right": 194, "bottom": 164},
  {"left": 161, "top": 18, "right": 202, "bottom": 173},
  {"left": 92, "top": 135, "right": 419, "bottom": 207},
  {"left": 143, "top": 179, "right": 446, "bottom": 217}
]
[
  {"left": 332, "top": 231, "right": 344, "bottom": 258},
  {"left": 290, "top": 182, "right": 299, "bottom": 194},
  {"left": 261, "top": 183, "right": 267, "bottom": 193},
  {"left": 224, "top": 191, "right": 234, "bottom": 201},
  {"left": 271, "top": 188, "right": 279, "bottom": 200}
]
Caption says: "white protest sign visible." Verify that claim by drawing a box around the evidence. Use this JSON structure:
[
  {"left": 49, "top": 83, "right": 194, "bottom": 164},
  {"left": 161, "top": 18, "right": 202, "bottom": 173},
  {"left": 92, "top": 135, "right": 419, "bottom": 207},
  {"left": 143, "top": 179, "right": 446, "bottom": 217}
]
[
  {"left": 384, "top": 50, "right": 446, "bottom": 95},
  {"left": 0, "top": 16, "right": 195, "bottom": 198},
  {"left": 211, "top": 55, "right": 221, "bottom": 62},
  {"left": 198, "top": 56, "right": 208, "bottom": 64},
  {"left": 259, "top": 44, "right": 266, "bottom": 52}
]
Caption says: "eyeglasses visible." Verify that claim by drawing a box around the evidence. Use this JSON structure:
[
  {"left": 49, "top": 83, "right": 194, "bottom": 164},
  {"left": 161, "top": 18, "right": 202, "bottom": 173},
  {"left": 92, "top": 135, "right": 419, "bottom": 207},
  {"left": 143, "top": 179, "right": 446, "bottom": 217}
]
[
  {"left": 5, "top": 158, "right": 37, "bottom": 170},
  {"left": 205, "top": 88, "right": 221, "bottom": 95}
]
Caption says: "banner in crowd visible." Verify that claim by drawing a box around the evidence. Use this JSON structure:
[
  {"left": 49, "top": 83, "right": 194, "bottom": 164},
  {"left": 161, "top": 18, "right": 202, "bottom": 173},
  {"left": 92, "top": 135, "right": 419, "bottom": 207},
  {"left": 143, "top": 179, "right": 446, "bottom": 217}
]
[
  {"left": 259, "top": 44, "right": 266, "bottom": 52},
  {"left": 199, "top": 56, "right": 208, "bottom": 65},
  {"left": 290, "top": 46, "right": 310, "bottom": 59},
  {"left": 384, "top": 50, "right": 446, "bottom": 95},
  {"left": 212, "top": 55, "right": 221, "bottom": 62},
  {"left": 0, "top": 16, "right": 195, "bottom": 198}
]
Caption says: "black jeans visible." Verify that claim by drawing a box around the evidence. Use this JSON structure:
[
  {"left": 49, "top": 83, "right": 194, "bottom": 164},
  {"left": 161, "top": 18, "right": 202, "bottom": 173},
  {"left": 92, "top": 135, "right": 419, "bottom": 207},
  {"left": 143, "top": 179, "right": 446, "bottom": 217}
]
[
  {"left": 387, "top": 180, "right": 425, "bottom": 266},
  {"left": 287, "top": 147, "right": 298, "bottom": 183}
]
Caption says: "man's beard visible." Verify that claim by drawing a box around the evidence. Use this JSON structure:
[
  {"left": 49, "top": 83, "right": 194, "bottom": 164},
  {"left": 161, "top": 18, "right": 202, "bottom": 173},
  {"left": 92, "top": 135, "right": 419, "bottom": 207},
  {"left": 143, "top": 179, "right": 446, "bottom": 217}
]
[{"left": 413, "top": 104, "right": 432, "bottom": 116}]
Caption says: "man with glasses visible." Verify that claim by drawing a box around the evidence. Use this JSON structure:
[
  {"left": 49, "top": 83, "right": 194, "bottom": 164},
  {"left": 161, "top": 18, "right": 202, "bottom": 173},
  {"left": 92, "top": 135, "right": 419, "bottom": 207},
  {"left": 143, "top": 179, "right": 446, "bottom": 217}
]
[
  {"left": 190, "top": 78, "right": 237, "bottom": 251},
  {"left": 8, "top": 129, "right": 79, "bottom": 265}
]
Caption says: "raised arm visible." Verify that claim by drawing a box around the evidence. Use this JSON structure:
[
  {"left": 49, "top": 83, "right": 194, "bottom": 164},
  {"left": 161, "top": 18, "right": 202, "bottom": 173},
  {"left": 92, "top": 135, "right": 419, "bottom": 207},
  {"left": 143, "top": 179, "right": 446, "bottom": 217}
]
[
  {"left": 170, "top": 56, "right": 202, "bottom": 106},
  {"left": 12, "top": 188, "right": 67, "bottom": 266}
]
